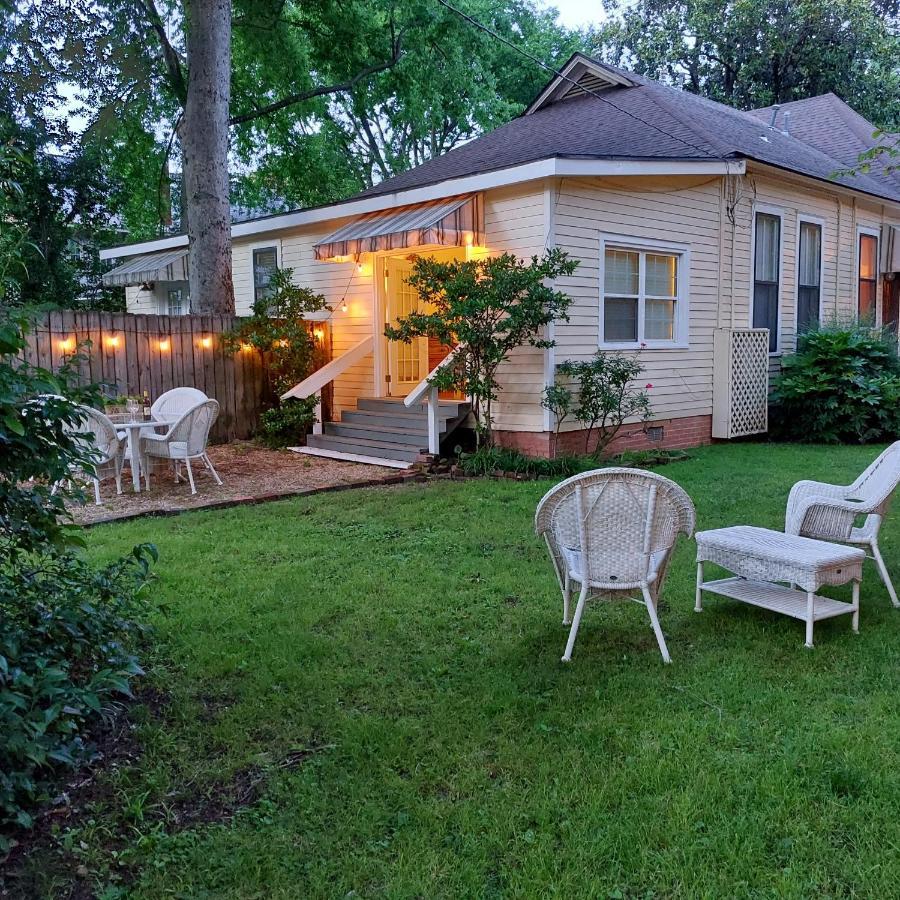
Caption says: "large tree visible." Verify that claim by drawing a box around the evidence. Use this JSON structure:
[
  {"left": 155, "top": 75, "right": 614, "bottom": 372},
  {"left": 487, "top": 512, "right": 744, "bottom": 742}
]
[
  {"left": 594, "top": 0, "right": 900, "bottom": 131},
  {"left": 6, "top": 1, "right": 582, "bottom": 313}
]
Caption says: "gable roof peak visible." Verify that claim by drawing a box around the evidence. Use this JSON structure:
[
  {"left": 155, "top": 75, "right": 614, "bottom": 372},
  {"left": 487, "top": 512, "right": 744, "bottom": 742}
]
[{"left": 525, "top": 53, "right": 638, "bottom": 115}]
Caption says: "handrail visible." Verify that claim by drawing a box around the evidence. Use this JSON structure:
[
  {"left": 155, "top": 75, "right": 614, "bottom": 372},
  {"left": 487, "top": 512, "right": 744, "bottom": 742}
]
[
  {"left": 281, "top": 335, "right": 374, "bottom": 401},
  {"left": 403, "top": 345, "right": 462, "bottom": 408}
]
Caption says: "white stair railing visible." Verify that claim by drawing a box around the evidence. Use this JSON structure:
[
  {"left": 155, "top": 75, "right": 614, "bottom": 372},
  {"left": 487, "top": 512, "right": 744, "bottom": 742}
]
[
  {"left": 404, "top": 345, "right": 463, "bottom": 454},
  {"left": 281, "top": 335, "right": 374, "bottom": 435}
]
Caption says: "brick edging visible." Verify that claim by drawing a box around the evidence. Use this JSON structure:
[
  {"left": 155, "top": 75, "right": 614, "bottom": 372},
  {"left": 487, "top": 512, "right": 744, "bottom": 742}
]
[{"left": 81, "top": 471, "right": 427, "bottom": 527}]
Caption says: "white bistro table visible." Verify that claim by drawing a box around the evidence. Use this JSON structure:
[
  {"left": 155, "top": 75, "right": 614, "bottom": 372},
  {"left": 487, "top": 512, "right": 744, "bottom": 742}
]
[
  {"left": 109, "top": 414, "right": 172, "bottom": 493},
  {"left": 695, "top": 525, "right": 865, "bottom": 648}
]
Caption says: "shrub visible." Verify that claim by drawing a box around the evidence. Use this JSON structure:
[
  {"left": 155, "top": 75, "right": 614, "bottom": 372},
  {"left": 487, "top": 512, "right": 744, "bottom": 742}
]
[
  {"left": 770, "top": 322, "right": 900, "bottom": 443},
  {"left": 0, "top": 312, "right": 156, "bottom": 846},
  {"left": 542, "top": 352, "right": 652, "bottom": 458},
  {"left": 257, "top": 396, "right": 318, "bottom": 448},
  {"left": 385, "top": 250, "right": 577, "bottom": 447},
  {"left": 456, "top": 446, "right": 586, "bottom": 478}
]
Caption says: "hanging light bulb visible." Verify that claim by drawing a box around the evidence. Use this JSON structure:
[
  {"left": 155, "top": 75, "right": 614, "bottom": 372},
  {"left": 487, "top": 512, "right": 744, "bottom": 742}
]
[{"left": 341, "top": 298, "right": 348, "bottom": 313}]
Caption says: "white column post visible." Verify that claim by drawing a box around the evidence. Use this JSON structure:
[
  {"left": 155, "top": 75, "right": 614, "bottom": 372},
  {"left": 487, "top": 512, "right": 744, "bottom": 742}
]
[
  {"left": 427, "top": 386, "right": 440, "bottom": 455},
  {"left": 313, "top": 392, "right": 323, "bottom": 435}
]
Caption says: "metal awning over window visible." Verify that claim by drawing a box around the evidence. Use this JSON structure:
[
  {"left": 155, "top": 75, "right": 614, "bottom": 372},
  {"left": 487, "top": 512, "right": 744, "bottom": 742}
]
[
  {"left": 102, "top": 248, "right": 188, "bottom": 287},
  {"left": 314, "top": 194, "right": 483, "bottom": 261}
]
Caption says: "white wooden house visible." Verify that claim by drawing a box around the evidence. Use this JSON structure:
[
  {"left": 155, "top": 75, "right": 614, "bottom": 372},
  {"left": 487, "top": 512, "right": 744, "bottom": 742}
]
[{"left": 102, "top": 55, "right": 900, "bottom": 464}]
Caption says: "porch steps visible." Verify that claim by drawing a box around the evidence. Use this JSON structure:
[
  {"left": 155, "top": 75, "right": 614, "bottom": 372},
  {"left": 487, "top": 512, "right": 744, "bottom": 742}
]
[{"left": 294, "top": 397, "right": 470, "bottom": 468}]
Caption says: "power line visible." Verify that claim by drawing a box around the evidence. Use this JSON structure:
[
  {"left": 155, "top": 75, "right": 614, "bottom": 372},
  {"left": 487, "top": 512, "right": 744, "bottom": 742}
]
[{"left": 434, "top": 0, "right": 722, "bottom": 162}]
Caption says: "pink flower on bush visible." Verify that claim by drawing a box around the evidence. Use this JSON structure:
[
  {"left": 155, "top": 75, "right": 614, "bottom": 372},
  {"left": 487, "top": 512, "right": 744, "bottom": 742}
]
[{"left": 645, "top": 383, "right": 653, "bottom": 389}]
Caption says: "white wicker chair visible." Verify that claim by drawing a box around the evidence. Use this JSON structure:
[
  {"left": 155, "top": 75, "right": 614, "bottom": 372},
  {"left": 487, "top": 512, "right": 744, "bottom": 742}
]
[
  {"left": 62, "top": 405, "right": 126, "bottom": 505},
  {"left": 785, "top": 441, "right": 900, "bottom": 608},
  {"left": 535, "top": 468, "right": 696, "bottom": 663},
  {"left": 151, "top": 387, "right": 208, "bottom": 423},
  {"left": 140, "top": 399, "right": 223, "bottom": 495}
]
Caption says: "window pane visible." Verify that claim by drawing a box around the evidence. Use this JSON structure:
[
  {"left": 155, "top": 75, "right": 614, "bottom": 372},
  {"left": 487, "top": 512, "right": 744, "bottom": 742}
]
[
  {"left": 645, "top": 254, "right": 677, "bottom": 296},
  {"left": 253, "top": 247, "right": 279, "bottom": 302},
  {"left": 859, "top": 234, "right": 877, "bottom": 279},
  {"left": 645, "top": 299, "right": 675, "bottom": 340},
  {"left": 798, "top": 222, "right": 821, "bottom": 288},
  {"left": 754, "top": 213, "right": 780, "bottom": 282},
  {"left": 859, "top": 279, "right": 876, "bottom": 320},
  {"left": 604, "top": 249, "right": 638, "bottom": 295},
  {"left": 167, "top": 289, "right": 183, "bottom": 316},
  {"left": 604, "top": 297, "right": 638, "bottom": 342},
  {"left": 797, "top": 285, "right": 819, "bottom": 332},
  {"left": 753, "top": 281, "right": 778, "bottom": 352}
]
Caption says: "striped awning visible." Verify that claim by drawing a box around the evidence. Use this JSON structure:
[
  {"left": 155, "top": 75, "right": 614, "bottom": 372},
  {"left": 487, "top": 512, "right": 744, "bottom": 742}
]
[
  {"left": 314, "top": 194, "right": 483, "bottom": 261},
  {"left": 102, "top": 248, "right": 188, "bottom": 287}
]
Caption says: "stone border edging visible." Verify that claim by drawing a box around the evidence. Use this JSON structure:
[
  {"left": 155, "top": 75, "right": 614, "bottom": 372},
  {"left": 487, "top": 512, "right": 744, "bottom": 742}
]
[{"left": 82, "top": 470, "right": 427, "bottom": 527}]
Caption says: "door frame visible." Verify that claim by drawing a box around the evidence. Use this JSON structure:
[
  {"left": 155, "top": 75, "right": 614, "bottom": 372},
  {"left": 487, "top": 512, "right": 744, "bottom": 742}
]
[{"left": 375, "top": 254, "right": 429, "bottom": 397}]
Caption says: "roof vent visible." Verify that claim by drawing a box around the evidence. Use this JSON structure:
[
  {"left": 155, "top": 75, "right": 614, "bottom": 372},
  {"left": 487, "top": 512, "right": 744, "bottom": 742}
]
[
  {"left": 768, "top": 104, "right": 781, "bottom": 129},
  {"left": 780, "top": 111, "right": 791, "bottom": 137}
]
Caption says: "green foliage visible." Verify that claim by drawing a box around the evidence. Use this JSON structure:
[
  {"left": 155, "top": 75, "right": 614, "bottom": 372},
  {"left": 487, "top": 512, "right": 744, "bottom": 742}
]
[
  {"left": 543, "top": 352, "right": 652, "bottom": 458},
  {"left": 597, "top": 0, "right": 900, "bottom": 132},
  {"left": 226, "top": 268, "right": 330, "bottom": 399},
  {"left": 771, "top": 322, "right": 900, "bottom": 443},
  {"left": 0, "top": 544, "right": 156, "bottom": 840},
  {"left": 0, "top": 311, "right": 156, "bottom": 842},
  {"left": 257, "top": 397, "right": 319, "bottom": 449},
  {"left": 456, "top": 445, "right": 586, "bottom": 478},
  {"left": 385, "top": 249, "right": 578, "bottom": 446}
]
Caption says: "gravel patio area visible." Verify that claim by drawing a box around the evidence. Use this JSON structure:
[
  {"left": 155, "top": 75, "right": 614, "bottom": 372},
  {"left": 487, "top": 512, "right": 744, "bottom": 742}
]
[{"left": 68, "top": 442, "right": 411, "bottom": 525}]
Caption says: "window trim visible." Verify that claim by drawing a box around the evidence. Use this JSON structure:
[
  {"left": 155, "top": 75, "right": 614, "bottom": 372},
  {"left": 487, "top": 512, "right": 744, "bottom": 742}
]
[
  {"left": 598, "top": 233, "right": 691, "bottom": 350},
  {"left": 794, "top": 213, "right": 825, "bottom": 341},
  {"left": 251, "top": 240, "right": 281, "bottom": 305},
  {"left": 166, "top": 287, "right": 186, "bottom": 316},
  {"left": 749, "top": 203, "right": 784, "bottom": 356},
  {"left": 856, "top": 226, "right": 880, "bottom": 324}
]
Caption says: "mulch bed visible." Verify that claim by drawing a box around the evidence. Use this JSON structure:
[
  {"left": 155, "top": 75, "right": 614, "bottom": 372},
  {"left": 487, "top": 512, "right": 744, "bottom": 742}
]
[{"left": 68, "top": 442, "right": 421, "bottom": 526}]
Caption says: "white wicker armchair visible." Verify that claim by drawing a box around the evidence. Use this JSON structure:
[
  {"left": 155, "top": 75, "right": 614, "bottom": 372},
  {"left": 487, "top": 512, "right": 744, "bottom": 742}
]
[
  {"left": 62, "top": 405, "right": 125, "bottom": 505},
  {"left": 535, "top": 467, "right": 696, "bottom": 663},
  {"left": 151, "top": 387, "right": 208, "bottom": 422},
  {"left": 140, "top": 399, "right": 223, "bottom": 495},
  {"left": 785, "top": 441, "right": 900, "bottom": 608}
]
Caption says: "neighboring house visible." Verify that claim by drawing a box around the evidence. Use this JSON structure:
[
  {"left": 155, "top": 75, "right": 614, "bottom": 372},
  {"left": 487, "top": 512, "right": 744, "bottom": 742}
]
[{"left": 101, "top": 53, "right": 900, "bottom": 463}]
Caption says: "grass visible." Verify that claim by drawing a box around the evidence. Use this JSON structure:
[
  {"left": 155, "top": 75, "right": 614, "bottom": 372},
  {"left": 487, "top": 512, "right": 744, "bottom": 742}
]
[{"left": 14, "top": 443, "right": 900, "bottom": 898}]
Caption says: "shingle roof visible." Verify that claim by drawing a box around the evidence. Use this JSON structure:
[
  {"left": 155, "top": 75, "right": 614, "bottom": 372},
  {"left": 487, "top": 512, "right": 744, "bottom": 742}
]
[
  {"left": 747, "top": 93, "right": 900, "bottom": 193},
  {"left": 352, "top": 56, "right": 900, "bottom": 205}
]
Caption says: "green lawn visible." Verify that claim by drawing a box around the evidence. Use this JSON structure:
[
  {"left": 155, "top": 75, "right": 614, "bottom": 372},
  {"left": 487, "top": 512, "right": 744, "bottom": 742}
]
[{"left": 19, "top": 444, "right": 900, "bottom": 898}]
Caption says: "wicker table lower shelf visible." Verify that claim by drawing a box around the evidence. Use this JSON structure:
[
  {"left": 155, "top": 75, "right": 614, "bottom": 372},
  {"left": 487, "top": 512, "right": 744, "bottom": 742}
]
[{"left": 695, "top": 525, "right": 864, "bottom": 648}]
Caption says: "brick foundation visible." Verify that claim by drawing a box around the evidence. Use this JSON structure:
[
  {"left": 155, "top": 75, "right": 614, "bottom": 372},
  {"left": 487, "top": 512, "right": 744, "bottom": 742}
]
[{"left": 494, "top": 414, "right": 713, "bottom": 459}]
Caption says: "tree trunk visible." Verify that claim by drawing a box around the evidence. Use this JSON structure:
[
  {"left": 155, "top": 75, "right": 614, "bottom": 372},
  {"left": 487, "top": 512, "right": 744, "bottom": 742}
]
[{"left": 181, "top": 0, "right": 234, "bottom": 314}]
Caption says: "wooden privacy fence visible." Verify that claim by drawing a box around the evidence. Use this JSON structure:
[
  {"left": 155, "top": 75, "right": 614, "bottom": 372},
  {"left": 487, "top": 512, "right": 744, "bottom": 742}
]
[{"left": 21, "top": 311, "right": 273, "bottom": 442}]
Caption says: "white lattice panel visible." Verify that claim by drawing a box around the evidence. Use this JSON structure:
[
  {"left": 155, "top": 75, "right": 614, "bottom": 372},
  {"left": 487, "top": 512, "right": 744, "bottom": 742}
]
[{"left": 712, "top": 328, "right": 769, "bottom": 439}]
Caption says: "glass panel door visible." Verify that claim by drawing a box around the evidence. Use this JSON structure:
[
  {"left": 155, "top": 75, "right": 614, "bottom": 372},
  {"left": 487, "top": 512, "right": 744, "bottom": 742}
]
[{"left": 385, "top": 258, "right": 428, "bottom": 394}]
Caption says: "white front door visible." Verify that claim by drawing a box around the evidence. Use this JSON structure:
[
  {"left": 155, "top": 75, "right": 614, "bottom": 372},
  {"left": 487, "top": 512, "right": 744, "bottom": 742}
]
[{"left": 384, "top": 258, "right": 429, "bottom": 395}]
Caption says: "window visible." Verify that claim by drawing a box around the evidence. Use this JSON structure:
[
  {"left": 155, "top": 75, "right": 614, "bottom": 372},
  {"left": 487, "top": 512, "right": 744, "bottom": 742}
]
[
  {"left": 797, "top": 220, "right": 822, "bottom": 333},
  {"left": 858, "top": 233, "right": 878, "bottom": 321},
  {"left": 167, "top": 288, "right": 185, "bottom": 316},
  {"left": 253, "top": 246, "right": 279, "bottom": 304},
  {"left": 601, "top": 245, "right": 682, "bottom": 346},
  {"left": 753, "top": 211, "right": 781, "bottom": 353}
]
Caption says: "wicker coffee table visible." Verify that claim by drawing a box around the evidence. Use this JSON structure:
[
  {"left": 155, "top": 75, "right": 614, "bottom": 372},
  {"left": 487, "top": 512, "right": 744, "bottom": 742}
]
[{"left": 695, "top": 525, "right": 864, "bottom": 648}]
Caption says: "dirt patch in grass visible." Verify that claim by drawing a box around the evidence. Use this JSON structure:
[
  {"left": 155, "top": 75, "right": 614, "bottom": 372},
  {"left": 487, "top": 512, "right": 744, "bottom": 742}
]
[{"left": 67, "top": 441, "right": 412, "bottom": 525}]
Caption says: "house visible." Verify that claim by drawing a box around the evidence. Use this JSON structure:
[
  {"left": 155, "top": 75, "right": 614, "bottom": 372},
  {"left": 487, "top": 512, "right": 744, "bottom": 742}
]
[{"left": 100, "top": 53, "right": 900, "bottom": 464}]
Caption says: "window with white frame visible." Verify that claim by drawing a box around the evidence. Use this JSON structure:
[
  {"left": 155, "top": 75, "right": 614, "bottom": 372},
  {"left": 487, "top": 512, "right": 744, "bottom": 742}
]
[
  {"left": 601, "top": 244, "right": 683, "bottom": 346},
  {"left": 753, "top": 211, "right": 781, "bottom": 352},
  {"left": 858, "top": 232, "right": 878, "bottom": 322},
  {"left": 253, "top": 246, "right": 279, "bottom": 305},
  {"left": 797, "top": 220, "right": 822, "bottom": 333},
  {"left": 167, "top": 288, "right": 185, "bottom": 316}
]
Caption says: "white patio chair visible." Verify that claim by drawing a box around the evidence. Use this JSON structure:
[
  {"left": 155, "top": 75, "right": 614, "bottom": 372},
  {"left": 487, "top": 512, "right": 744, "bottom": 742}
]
[
  {"left": 785, "top": 441, "right": 900, "bottom": 608},
  {"left": 535, "top": 467, "right": 696, "bottom": 663},
  {"left": 151, "top": 387, "right": 208, "bottom": 423},
  {"left": 56, "top": 405, "right": 125, "bottom": 505},
  {"left": 140, "top": 399, "right": 223, "bottom": 495}
]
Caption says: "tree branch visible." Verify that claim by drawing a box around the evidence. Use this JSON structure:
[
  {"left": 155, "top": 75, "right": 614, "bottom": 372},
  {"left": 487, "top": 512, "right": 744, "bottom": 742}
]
[
  {"left": 138, "top": 0, "right": 187, "bottom": 104},
  {"left": 229, "top": 39, "right": 403, "bottom": 126}
]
